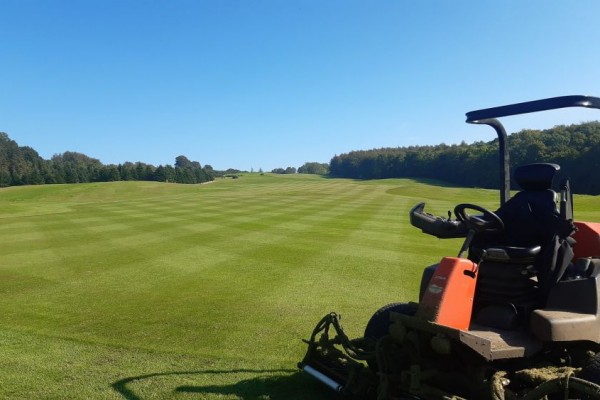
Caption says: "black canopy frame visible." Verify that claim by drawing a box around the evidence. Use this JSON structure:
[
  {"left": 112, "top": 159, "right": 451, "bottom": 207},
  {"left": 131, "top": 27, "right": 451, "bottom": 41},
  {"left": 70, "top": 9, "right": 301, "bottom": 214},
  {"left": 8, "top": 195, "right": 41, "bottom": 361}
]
[{"left": 465, "top": 95, "right": 600, "bottom": 205}]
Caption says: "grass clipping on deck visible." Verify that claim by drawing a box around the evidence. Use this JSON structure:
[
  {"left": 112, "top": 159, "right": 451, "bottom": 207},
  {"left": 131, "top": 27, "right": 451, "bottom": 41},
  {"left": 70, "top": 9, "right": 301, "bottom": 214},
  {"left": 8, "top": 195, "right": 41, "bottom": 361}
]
[
  {"left": 514, "top": 366, "right": 580, "bottom": 385},
  {"left": 492, "top": 366, "right": 581, "bottom": 400}
]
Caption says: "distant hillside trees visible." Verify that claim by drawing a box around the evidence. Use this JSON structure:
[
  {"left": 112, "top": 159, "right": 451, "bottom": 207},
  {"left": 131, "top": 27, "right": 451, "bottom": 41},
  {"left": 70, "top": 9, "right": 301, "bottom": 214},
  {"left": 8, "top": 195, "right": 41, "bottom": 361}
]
[
  {"left": 271, "top": 167, "right": 297, "bottom": 174},
  {"left": 209, "top": 168, "right": 247, "bottom": 178},
  {"left": 298, "top": 162, "right": 329, "bottom": 175},
  {"left": 0, "top": 132, "right": 214, "bottom": 187},
  {"left": 329, "top": 122, "right": 600, "bottom": 195},
  {"left": 0, "top": 133, "right": 52, "bottom": 186}
]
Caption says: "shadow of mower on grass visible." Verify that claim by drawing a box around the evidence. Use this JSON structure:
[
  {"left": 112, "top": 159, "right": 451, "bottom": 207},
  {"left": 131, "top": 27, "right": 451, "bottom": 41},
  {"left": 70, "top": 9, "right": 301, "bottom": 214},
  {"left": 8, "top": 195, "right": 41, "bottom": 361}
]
[{"left": 112, "top": 368, "right": 326, "bottom": 400}]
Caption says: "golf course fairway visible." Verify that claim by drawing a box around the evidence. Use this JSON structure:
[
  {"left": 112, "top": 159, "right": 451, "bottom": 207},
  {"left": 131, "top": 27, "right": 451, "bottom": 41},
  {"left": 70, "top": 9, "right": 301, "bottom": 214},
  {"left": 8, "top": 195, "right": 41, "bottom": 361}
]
[{"left": 0, "top": 174, "right": 598, "bottom": 399}]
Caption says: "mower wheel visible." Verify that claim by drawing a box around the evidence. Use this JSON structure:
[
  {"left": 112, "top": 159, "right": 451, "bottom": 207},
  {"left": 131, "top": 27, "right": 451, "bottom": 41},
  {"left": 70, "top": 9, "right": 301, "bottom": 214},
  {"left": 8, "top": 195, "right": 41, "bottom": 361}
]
[
  {"left": 364, "top": 302, "right": 415, "bottom": 372},
  {"left": 580, "top": 352, "right": 600, "bottom": 385},
  {"left": 364, "top": 302, "right": 415, "bottom": 344}
]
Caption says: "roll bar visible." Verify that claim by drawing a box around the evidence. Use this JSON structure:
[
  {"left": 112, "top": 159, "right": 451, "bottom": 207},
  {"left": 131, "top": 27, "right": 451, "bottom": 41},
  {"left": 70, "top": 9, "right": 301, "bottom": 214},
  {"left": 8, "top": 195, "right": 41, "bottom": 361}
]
[{"left": 465, "top": 95, "right": 600, "bottom": 205}]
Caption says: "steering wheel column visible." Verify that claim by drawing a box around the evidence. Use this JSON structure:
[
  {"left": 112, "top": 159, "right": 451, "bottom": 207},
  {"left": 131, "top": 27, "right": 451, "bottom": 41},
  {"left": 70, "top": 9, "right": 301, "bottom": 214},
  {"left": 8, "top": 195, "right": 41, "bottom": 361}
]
[{"left": 453, "top": 203, "right": 504, "bottom": 258}]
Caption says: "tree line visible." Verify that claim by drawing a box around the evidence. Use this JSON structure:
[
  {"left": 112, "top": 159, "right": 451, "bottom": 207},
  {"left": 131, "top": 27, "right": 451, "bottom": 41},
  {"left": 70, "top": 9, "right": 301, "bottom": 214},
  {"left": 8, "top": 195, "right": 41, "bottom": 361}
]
[
  {"left": 271, "top": 163, "right": 329, "bottom": 175},
  {"left": 329, "top": 122, "right": 600, "bottom": 195},
  {"left": 0, "top": 132, "right": 213, "bottom": 187}
]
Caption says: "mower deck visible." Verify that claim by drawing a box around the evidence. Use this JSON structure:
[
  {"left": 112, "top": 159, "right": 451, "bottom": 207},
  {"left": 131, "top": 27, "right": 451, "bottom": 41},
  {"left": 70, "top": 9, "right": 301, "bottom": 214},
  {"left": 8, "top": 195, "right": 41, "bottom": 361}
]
[{"left": 391, "top": 309, "right": 543, "bottom": 361}]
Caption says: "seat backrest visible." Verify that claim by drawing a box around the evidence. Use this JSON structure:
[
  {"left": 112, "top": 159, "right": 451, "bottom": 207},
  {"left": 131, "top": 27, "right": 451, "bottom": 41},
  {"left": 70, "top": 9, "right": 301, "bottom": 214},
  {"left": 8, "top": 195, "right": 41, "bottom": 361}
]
[{"left": 495, "top": 163, "right": 560, "bottom": 247}]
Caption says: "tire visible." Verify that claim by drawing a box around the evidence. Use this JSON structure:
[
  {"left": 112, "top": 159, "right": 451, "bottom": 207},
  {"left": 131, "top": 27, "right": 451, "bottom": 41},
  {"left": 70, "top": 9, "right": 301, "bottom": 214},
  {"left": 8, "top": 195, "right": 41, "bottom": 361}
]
[
  {"left": 576, "top": 352, "right": 600, "bottom": 400},
  {"left": 364, "top": 302, "right": 415, "bottom": 343},
  {"left": 364, "top": 302, "right": 415, "bottom": 372},
  {"left": 579, "top": 352, "right": 600, "bottom": 385}
]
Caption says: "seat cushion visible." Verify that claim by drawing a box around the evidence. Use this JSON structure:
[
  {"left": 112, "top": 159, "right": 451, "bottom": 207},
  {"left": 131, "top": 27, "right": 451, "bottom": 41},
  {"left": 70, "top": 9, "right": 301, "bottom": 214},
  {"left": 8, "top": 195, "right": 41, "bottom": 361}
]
[{"left": 471, "top": 245, "right": 541, "bottom": 263}]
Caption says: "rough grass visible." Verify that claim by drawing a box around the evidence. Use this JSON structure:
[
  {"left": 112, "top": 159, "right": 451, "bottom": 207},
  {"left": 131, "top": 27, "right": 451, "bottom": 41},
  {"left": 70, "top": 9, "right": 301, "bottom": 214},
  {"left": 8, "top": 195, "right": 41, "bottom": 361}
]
[{"left": 0, "top": 174, "right": 597, "bottom": 399}]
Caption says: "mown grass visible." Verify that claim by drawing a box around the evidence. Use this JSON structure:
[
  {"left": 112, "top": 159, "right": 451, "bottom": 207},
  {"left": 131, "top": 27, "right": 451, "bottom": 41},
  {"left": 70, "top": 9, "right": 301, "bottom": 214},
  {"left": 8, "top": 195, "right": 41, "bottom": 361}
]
[{"left": 0, "top": 174, "right": 597, "bottom": 399}]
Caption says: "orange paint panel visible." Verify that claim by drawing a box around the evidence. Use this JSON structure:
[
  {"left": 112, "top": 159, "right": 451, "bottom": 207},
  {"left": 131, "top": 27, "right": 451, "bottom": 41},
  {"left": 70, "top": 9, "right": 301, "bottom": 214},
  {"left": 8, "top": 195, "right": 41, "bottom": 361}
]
[
  {"left": 573, "top": 221, "right": 600, "bottom": 259},
  {"left": 417, "top": 257, "right": 478, "bottom": 331}
]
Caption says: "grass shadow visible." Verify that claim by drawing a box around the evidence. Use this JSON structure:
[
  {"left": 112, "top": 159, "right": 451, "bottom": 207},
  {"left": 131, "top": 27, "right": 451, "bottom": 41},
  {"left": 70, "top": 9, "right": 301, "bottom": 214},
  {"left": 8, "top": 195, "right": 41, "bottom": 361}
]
[
  {"left": 175, "top": 370, "right": 328, "bottom": 400},
  {"left": 112, "top": 368, "right": 327, "bottom": 400}
]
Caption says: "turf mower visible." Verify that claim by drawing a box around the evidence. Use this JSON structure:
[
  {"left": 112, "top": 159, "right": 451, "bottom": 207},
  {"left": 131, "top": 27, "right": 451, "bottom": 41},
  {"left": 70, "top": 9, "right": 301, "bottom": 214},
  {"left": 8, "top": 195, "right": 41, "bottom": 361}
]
[{"left": 299, "top": 95, "right": 600, "bottom": 399}]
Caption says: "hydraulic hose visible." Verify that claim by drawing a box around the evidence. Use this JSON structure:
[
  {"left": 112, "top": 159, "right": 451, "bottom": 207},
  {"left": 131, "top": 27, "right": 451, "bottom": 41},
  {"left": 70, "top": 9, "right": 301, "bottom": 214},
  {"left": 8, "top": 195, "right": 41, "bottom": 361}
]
[{"left": 307, "top": 312, "right": 375, "bottom": 361}]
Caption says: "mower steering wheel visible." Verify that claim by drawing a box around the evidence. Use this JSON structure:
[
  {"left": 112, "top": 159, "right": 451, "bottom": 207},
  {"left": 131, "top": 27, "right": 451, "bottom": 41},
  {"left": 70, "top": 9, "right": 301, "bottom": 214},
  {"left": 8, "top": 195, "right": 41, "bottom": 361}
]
[{"left": 454, "top": 203, "right": 504, "bottom": 233}]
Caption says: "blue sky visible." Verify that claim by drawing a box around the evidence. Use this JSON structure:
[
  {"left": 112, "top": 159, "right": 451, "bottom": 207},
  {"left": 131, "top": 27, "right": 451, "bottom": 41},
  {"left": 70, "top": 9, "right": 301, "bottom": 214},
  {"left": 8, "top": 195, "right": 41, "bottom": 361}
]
[{"left": 2, "top": 1, "right": 600, "bottom": 171}]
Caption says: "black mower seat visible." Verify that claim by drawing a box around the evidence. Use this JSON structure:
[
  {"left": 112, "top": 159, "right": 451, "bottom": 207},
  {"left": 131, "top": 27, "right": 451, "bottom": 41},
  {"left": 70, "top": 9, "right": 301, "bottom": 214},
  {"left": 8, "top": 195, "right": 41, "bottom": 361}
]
[
  {"left": 470, "top": 164, "right": 565, "bottom": 330},
  {"left": 494, "top": 163, "right": 560, "bottom": 248},
  {"left": 469, "top": 163, "right": 560, "bottom": 261}
]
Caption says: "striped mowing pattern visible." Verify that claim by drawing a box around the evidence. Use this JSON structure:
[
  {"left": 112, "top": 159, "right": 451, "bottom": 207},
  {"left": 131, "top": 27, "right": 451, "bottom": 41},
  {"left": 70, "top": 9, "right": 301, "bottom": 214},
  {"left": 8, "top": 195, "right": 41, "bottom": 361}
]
[{"left": 3, "top": 174, "right": 587, "bottom": 399}]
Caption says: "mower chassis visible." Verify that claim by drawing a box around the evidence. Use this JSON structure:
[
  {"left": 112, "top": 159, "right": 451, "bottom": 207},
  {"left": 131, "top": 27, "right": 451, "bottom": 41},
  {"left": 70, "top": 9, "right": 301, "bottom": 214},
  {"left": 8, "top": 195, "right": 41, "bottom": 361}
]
[
  {"left": 300, "top": 310, "right": 600, "bottom": 399},
  {"left": 299, "top": 95, "right": 600, "bottom": 399}
]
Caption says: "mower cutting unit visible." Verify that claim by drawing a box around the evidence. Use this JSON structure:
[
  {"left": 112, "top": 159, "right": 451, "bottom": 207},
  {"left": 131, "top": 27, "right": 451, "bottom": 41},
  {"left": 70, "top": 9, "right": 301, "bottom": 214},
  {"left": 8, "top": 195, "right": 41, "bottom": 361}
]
[{"left": 299, "top": 96, "right": 600, "bottom": 399}]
